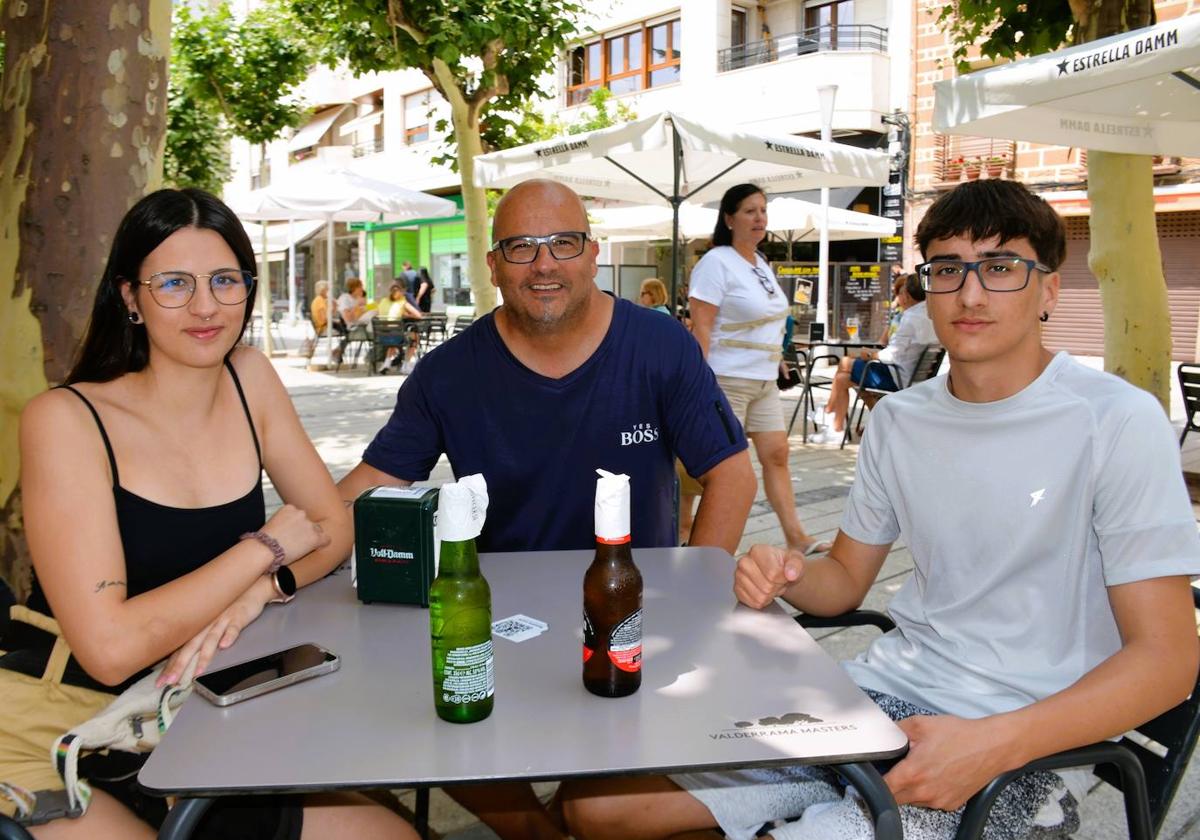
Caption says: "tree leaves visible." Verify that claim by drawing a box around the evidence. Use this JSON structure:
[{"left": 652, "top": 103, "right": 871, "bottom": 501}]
[{"left": 937, "top": 2, "right": 1075, "bottom": 72}]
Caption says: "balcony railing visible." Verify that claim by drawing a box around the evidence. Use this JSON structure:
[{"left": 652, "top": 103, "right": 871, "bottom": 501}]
[
  {"left": 353, "top": 137, "right": 385, "bottom": 158},
  {"left": 718, "top": 24, "right": 887, "bottom": 72}
]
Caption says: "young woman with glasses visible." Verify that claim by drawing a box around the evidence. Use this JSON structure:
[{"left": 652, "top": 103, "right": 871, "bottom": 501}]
[
  {"left": 682, "top": 183, "right": 831, "bottom": 557},
  {"left": 4, "top": 189, "right": 418, "bottom": 839}
]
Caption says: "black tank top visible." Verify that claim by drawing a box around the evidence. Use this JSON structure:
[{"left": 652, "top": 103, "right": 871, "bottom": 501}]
[{"left": 9, "top": 360, "right": 266, "bottom": 693}]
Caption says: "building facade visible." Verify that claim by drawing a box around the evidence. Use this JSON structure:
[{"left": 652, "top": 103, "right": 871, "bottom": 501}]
[{"left": 908, "top": 0, "right": 1200, "bottom": 361}]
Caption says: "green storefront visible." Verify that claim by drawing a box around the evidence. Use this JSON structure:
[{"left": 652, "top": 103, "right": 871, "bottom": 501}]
[{"left": 354, "top": 195, "right": 487, "bottom": 310}]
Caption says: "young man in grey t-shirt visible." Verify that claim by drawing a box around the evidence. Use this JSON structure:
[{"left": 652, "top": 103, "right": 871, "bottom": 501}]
[{"left": 560, "top": 180, "right": 1200, "bottom": 840}]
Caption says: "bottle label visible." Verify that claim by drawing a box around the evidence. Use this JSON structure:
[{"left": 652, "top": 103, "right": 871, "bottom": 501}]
[
  {"left": 441, "top": 639, "right": 495, "bottom": 704},
  {"left": 582, "top": 610, "right": 596, "bottom": 663},
  {"left": 608, "top": 609, "right": 642, "bottom": 672}
]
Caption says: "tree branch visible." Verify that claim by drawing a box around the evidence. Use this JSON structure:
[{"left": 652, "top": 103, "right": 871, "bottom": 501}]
[
  {"left": 387, "top": 0, "right": 428, "bottom": 45},
  {"left": 467, "top": 37, "right": 510, "bottom": 109}
]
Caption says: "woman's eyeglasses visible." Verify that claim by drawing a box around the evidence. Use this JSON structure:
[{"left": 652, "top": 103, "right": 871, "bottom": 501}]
[
  {"left": 751, "top": 267, "right": 776, "bottom": 296},
  {"left": 138, "top": 269, "right": 255, "bottom": 308}
]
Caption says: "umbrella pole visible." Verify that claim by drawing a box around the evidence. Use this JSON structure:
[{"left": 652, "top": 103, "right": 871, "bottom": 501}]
[
  {"left": 287, "top": 218, "right": 297, "bottom": 323},
  {"left": 326, "top": 220, "right": 335, "bottom": 357},
  {"left": 260, "top": 223, "right": 274, "bottom": 355},
  {"left": 670, "top": 123, "right": 683, "bottom": 317}
]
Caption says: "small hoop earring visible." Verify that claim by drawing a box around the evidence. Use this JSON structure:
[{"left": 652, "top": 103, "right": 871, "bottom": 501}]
[
  {"left": 128, "top": 310, "right": 142, "bottom": 325},
  {"left": 1039, "top": 312, "right": 1050, "bottom": 323}
]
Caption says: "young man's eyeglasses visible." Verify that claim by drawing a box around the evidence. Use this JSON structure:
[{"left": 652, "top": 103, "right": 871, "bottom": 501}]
[
  {"left": 491, "top": 231, "right": 589, "bottom": 264},
  {"left": 138, "top": 270, "right": 255, "bottom": 308},
  {"left": 916, "top": 258, "right": 1051, "bottom": 294},
  {"left": 751, "top": 266, "right": 776, "bottom": 296}
]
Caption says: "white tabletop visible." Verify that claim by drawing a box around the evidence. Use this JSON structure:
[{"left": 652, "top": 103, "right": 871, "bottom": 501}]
[{"left": 140, "top": 547, "right": 907, "bottom": 796}]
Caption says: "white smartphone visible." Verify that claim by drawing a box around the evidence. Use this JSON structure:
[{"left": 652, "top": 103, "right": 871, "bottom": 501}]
[{"left": 193, "top": 643, "right": 339, "bottom": 706}]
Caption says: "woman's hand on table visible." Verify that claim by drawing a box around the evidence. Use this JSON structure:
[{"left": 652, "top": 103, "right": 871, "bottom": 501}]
[{"left": 157, "top": 577, "right": 273, "bottom": 687}]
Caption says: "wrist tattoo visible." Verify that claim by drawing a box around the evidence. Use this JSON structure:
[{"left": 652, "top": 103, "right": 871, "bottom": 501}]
[{"left": 93, "top": 579, "right": 127, "bottom": 594}]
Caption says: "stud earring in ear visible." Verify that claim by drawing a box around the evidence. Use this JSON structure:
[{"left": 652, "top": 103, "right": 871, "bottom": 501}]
[
  {"left": 128, "top": 311, "right": 142, "bottom": 325},
  {"left": 1039, "top": 312, "right": 1050, "bottom": 323}
]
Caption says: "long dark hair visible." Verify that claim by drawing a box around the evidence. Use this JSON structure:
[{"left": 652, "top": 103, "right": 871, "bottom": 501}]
[
  {"left": 66, "top": 189, "right": 257, "bottom": 384},
  {"left": 712, "top": 183, "right": 766, "bottom": 247}
]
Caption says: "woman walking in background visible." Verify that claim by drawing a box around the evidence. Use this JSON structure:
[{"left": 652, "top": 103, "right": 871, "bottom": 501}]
[{"left": 683, "top": 183, "right": 831, "bottom": 556}]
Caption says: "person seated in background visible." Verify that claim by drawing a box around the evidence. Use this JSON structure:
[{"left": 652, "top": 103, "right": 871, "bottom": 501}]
[
  {"left": 560, "top": 177, "right": 1200, "bottom": 840},
  {"left": 638, "top": 278, "right": 671, "bottom": 315},
  {"left": 310, "top": 279, "right": 330, "bottom": 333},
  {"left": 379, "top": 281, "right": 423, "bottom": 375},
  {"left": 809, "top": 271, "right": 937, "bottom": 444},
  {"left": 332, "top": 277, "right": 372, "bottom": 364},
  {"left": 2, "top": 188, "right": 418, "bottom": 839}
]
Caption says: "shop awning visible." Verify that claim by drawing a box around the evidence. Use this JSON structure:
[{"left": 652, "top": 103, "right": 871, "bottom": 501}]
[{"left": 288, "top": 105, "right": 349, "bottom": 152}]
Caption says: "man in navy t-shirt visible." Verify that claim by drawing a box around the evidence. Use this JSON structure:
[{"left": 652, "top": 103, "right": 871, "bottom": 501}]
[
  {"left": 337, "top": 179, "right": 756, "bottom": 840},
  {"left": 339, "top": 180, "right": 756, "bottom": 557}
]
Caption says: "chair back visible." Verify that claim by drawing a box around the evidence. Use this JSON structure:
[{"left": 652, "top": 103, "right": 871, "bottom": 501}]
[
  {"left": 907, "top": 346, "right": 945, "bottom": 388},
  {"left": 1099, "top": 587, "right": 1200, "bottom": 836},
  {"left": 1178, "top": 364, "right": 1200, "bottom": 444},
  {"left": 372, "top": 318, "right": 411, "bottom": 348},
  {"left": 450, "top": 315, "right": 474, "bottom": 337}
]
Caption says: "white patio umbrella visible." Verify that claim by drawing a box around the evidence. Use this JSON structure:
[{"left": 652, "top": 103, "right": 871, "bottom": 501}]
[
  {"left": 233, "top": 168, "right": 456, "bottom": 357},
  {"left": 473, "top": 111, "right": 889, "bottom": 314},
  {"left": 590, "top": 197, "right": 896, "bottom": 260},
  {"left": 933, "top": 15, "right": 1200, "bottom": 155}
]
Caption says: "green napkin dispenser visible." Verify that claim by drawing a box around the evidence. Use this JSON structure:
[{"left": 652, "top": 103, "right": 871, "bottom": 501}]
[{"left": 353, "top": 486, "right": 439, "bottom": 606}]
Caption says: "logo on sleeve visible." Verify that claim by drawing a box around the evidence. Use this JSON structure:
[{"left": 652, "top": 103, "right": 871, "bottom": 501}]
[
  {"left": 620, "top": 422, "right": 660, "bottom": 446},
  {"left": 1029, "top": 488, "right": 1046, "bottom": 508}
]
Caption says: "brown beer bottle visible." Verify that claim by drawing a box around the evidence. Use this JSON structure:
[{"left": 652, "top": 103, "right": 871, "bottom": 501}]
[{"left": 583, "top": 469, "right": 642, "bottom": 697}]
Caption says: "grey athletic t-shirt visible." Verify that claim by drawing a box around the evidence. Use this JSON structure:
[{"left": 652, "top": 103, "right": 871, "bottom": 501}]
[{"left": 841, "top": 352, "right": 1200, "bottom": 719}]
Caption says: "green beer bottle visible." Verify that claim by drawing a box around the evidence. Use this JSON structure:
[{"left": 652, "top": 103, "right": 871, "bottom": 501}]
[{"left": 430, "top": 474, "right": 494, "bottom": 723}]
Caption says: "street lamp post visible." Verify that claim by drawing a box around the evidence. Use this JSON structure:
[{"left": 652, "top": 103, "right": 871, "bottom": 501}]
[{"left": 817, "top": 84, "right": 839, "bottom": 329}]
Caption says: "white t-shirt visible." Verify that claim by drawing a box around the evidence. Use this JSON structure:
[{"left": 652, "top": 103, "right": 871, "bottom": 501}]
[
  {"left": 841, "top": 352, "right": 1200, "bottom": 722},
  {"left": 875, "top": 301, "right": 938, "bottom": 386},
  {"left": 688, "top": 246, "right": 789, "bottom": 381}
]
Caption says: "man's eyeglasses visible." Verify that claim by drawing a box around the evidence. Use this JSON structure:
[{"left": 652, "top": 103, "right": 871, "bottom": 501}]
[
  {"left": 916, "top": 258, "right": 1051, "bottom": 294},
  {"left": 138, "top": 269, "right": 255, "bottom": 309},
  {"left": 751, "top": 266, "right": 776, "bottom": 296},
  {"left": 491, "top": 231, "right": 589, "bottom": 264}
]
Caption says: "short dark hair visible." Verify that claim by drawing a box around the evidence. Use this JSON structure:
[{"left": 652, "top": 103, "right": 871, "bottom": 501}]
[
  {"left": 916, "top": 180, "right": 1066, "bottom": 271},
  {"left": 904, "top": 272, "right": 925, "bottom": 303},
  {"left": 66, "top": 188, "right": 257, "bottom": 384},
  {"left": 712, "top": 183, "right": 766, "bottom": 247}
]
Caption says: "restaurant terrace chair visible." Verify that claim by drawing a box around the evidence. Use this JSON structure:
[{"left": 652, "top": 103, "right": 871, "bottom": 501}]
[
  {"left": 840, "top": 346, "right": 945, "bottom": 449},
  {"left": 1177, "top": 363, "right": 1200, "bottom": 447},
  {"left": 788, "top": 351, "right": 841, "bottom": 442},
  {"left": 796, "top": 587, "right": 1200, "bottom": 840},
  {"left": 333, "top": 323, "right": 372, "bottom": 373},
  {"left": 369, "top": 319, "right": 416, "bottom": 375},
  {"left": 449, "top": 315, "right": 474, "bottom": 337}
]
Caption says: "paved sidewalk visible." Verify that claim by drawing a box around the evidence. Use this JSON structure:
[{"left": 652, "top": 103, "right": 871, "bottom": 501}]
[{"left": 272, "top": 350, "right": 1200, "bottom": 840}]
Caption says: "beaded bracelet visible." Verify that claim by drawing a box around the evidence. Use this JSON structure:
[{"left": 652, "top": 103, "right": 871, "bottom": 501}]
[{"left": 240, "top": 531, "right": 287, "bottom": 574}]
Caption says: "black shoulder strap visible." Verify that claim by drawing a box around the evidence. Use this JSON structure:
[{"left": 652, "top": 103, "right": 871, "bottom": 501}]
[
  {"left": 224, "top": 359, "right": 263, "bottom": 468},
  {"left": 55, "top": 385, "right": 120, "bottom": 486}
]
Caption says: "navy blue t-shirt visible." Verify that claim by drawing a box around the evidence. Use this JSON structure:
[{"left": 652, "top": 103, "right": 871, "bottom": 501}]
[{"left": 363, "top": 298, "right": 748, "bottom": 552}]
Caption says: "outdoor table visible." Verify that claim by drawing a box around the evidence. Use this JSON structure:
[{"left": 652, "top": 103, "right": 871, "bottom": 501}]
[{"left": 140, "top": 547, "right": 908, "bottom": 839}]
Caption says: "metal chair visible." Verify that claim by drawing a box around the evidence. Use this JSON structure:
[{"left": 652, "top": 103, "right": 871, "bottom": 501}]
[
  {"left": 797, "top": 589, "right": 1200, "bottom": 840},
  {"left": 449, "top": 315, "right": 474, "bottom": 337},
  {"left": 333, "top": 323, "right": 372, "bottom": 373},
  {"left": 789, "top": 351, "right": 841, "bottom": 441},
  {"left": 841, "top": 346, "right": 945, "bottom": 448},
  {"left": 370, "top": 319, "right": 419, "bottom": 375},
  {"left": 1177, "top": 363, "right": 1200, "bottom": 447}
]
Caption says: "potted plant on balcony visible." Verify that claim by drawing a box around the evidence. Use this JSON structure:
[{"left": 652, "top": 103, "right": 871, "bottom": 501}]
[
  {"left": 985, "top": 155, "right": 1007, "bottom": 178},
  {"left": 964, "top": 157, "right": 983, "bottom": 180},
  {"left": 943, "top": 156, "right": 964, "bottom": 183}
]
